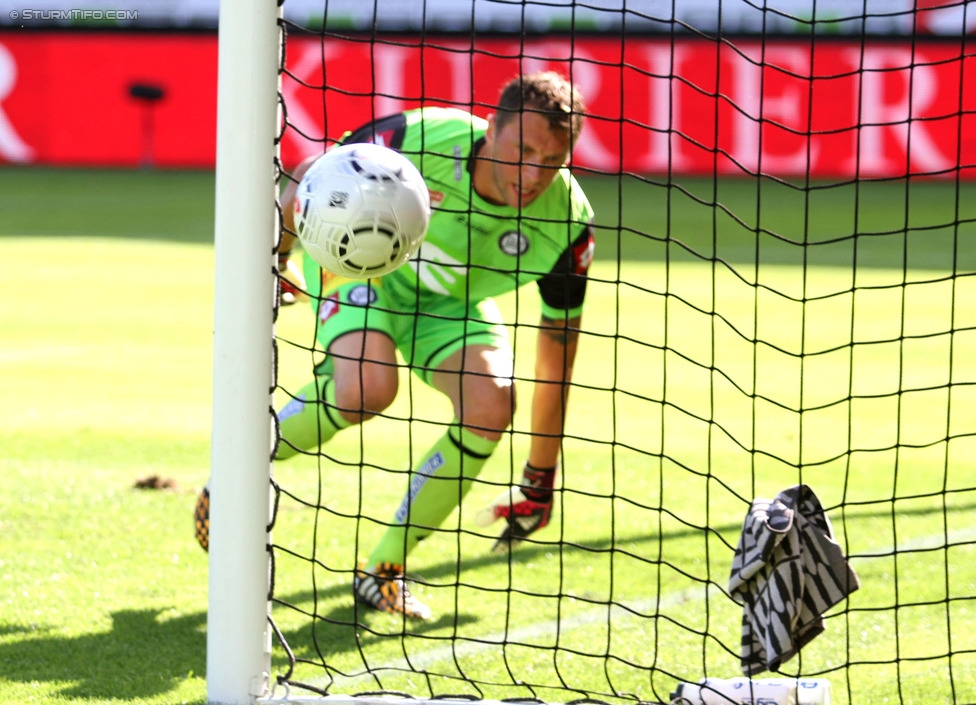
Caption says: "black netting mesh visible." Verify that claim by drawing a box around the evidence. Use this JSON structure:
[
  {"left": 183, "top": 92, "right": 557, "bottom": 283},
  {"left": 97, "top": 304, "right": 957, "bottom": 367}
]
[{"left": 268, "top": 4, "right": 976, "bottom": 704}]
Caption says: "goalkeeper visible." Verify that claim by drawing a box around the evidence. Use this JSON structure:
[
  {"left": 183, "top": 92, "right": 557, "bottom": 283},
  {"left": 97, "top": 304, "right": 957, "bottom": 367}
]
[{"left": 277, "top": 72, "right": 593, "bottom": 619}]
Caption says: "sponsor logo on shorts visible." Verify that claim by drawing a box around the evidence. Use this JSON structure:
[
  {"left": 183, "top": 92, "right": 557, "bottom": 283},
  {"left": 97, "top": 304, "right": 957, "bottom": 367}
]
[
  {"left": 394, "top": 451, "right": 445, "bottom": 523},
  {"left": 347, "top": 284, "right": 378, "bottom": 306},
  {"left": 318, "top": 293, "right": 340, "bottom": 324},
  {"left": 498, "top": 230, "right": 529, "bottom": 256}
]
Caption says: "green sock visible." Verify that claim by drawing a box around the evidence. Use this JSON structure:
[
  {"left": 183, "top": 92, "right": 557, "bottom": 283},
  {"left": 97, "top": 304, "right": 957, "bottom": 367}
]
[
  {"left": 367, "top": 424, "right": 498, "bottom": 567},
  {"left": 275, "top": 376, "right": 350, "bottom": 460}
]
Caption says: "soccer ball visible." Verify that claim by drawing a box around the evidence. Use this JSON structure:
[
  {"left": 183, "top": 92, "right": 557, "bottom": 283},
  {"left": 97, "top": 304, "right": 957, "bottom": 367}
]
[{"left": 293, "top": 143, "right": 431, "bottom": 279}]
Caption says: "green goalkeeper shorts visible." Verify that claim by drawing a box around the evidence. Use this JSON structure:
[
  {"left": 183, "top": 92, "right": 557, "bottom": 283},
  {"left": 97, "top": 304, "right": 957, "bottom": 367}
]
[{"left": 309, "top": 274, "right": 512, "bottom": 386}]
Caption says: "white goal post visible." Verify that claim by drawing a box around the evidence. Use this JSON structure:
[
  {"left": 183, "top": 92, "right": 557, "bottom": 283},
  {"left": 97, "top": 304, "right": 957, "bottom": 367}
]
[{"left": 207, "top": 0, "right": 281, "bottom": 703}]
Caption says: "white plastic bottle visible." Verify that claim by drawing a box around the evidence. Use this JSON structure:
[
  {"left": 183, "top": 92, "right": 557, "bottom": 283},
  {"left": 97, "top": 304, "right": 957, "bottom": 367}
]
[
  {"left": 670, "top": 677, "right": 832, "bottom": 705},
  {"left": 765, "top": 678, "right": 832, "bottom": 705}
]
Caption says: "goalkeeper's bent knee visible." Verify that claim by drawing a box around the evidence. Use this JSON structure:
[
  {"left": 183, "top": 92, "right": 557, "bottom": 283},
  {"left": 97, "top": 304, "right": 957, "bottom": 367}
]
[{"left": 275, "top": 377, "right": 350, "bottom": 459}]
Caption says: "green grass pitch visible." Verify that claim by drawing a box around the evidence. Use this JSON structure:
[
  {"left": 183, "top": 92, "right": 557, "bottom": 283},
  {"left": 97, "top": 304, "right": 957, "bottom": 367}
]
[{"left": 1, "top": 166, "right": 974, "bottom": 704}]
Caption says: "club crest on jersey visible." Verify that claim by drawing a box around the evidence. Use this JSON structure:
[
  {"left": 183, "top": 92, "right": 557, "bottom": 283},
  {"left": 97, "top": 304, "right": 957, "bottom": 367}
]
[
  {"left": 498, "top": 230, "right": 529, "bottom": 256},
  {"left": 347, "top": 284, "right": 378, "bottom": 306}
]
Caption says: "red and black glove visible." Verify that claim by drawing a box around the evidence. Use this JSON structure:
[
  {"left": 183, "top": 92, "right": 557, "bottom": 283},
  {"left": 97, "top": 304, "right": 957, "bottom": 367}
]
[
  {"left": 476, "top": 463, "right": 556, "bottom": 554},
  {"left": 278, "top": 251, "right": 308, "bottom": 306}
]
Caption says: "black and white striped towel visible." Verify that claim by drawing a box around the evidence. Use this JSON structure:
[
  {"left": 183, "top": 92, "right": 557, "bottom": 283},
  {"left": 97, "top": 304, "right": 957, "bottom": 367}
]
[{"left": 728, "top": 484, "right": 860, "bottom": 675}]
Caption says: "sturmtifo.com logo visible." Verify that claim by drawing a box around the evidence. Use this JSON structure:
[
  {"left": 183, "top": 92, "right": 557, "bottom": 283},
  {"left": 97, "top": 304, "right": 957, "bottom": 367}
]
[{"left": 8, "top": 9, "right": 139, "bottom": 20}]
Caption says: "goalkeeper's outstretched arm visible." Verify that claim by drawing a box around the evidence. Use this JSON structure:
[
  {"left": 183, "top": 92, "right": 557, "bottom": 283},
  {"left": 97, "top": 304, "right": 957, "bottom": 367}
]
[
  {"left": 277, "top": 155, "right": 319, "bottom": 304},
  {"left": 529, "top": 313, "right": 580, "bottom": 468},
  {"left": 478, "top": 314, "right": 581, "bottom": 553}
]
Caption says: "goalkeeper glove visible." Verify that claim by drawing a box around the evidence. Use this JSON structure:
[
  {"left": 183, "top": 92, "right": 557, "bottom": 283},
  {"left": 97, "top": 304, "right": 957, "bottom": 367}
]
[
  {"left": 476, "top": 462, "right": 556, "bottom": 554},
  {"left": 278, "top": 251, "right": 308, "bottom": 306}
]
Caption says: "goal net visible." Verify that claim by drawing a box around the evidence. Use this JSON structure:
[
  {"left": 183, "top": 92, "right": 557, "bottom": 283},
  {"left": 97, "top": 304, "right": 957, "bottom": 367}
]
[{"left": 219, "top": 2, "right": 976, "bottom": 703}]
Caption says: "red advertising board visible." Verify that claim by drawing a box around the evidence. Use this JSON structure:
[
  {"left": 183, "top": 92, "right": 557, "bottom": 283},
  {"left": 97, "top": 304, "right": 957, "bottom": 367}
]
[
  {"left": 0, "top": 33, "right": 217, "bottom": 168},
  {"left": 1, "top": 32, "right": 974, "bottom": 178}
]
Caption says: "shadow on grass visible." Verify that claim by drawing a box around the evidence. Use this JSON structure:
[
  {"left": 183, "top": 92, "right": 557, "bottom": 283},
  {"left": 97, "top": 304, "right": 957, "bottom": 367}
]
[
  {"left": 586, "top": 174, "right": 976, "bottom": 270},
  {"left": 0, "top": 608, "right": 206, "bottom": 700},
  {"left": 265, "top": 516, "right": 742, "bottom": 694},
  {"left": 2, "top": 493, "right": 970, "bottom": 700},
  {"left": 0, "top": 166, "right": 216, "bottom": 244},
  {"left": 3, "top": 495, "right": 968, "bottom": 700},
  {"left": 266, "top": 490, "right": 976, "bottom": 690},
  {"left": 5, "top": 167, "right": 976, "bottom": 271}
]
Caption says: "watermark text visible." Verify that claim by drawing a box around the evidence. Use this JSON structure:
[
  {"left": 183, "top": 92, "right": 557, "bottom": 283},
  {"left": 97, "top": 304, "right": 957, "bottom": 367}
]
[{"left": 8, "top": 9, "right": 139, "bottom": 21}]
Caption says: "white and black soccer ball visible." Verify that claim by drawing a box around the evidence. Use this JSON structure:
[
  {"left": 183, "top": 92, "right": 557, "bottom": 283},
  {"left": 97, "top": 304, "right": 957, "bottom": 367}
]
[{"left": 293, "top": 143, "right": 431, "bottom": 279}]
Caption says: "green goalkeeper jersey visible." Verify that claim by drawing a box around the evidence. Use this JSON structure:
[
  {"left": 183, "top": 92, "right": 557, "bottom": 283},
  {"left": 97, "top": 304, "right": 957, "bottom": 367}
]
[{"left": 324, "top": 107, "right": 595, "bottom": 319}]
